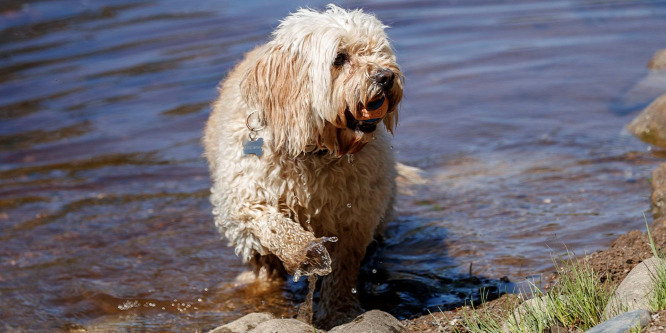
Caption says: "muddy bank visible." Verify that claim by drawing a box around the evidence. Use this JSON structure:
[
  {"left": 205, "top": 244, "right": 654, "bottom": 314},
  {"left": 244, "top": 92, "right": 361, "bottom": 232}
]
[{"left": 401, "top": 218, "right": 666, "bottom": 333}]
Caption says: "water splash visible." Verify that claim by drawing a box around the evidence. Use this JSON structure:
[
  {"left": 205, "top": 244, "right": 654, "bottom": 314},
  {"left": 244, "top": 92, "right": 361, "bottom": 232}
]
[
  {"left": 296, "top": 275, "right": 318, "bottom": 324},
  {"left": 346, "top": 203, "right": 352, "bottom": 208},
  {"left": 291, "top": 236, "right": 338, "bottom": 282},
  {"left": 322, "top": 236, "right": 338, "bottom": 243}
]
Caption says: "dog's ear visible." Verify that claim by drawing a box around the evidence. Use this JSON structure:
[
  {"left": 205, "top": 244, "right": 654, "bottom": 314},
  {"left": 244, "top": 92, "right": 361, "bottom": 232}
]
[
  {"left": 240, "top": 45, "right": 320, "bottom": 155},
  {"left": 382, "top": 71, "right": 404, "bottom": 134}
]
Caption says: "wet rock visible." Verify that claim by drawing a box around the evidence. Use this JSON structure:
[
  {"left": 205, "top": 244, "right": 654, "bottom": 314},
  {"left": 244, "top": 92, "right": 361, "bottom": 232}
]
[
  {"left": 328, "top": 310, "right": 405, "bottom": 333},
  {"left": 652, "top": 163, "right": 666, "bottom": 219},
  {"left": 627, "top": 93, "right": 666, "bottom": 147},
  {"left": 613, "top": 69, "right": 666, "bottom": 114},
  {"left": 584, "top": 309, "right": 651, "bottom": 333},
  {"left": 208, "top": 312, "right": 274, "bottom": 333},
  {"left": 246, "top": 318, "right": 314, "bottom": 333},
  {"left": 604, "top": 257, "right": 666, "bottom": 318},
  {"left": 649, "top": 49, "right": 666, "bottom": 70}
]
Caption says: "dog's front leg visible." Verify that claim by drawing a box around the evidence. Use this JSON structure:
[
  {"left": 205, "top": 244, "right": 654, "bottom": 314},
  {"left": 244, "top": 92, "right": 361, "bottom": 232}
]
[
  {"left": 249, "top": 214, "right": 336, "bottom": 279},
  {"left": 315, "top": 231, "right": 369, "bottom": 328}
]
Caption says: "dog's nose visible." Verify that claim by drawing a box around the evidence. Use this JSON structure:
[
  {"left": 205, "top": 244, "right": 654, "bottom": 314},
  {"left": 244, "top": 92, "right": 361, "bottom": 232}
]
[{"left": 375, "top": 69, "right": 394, "bottom": 89}]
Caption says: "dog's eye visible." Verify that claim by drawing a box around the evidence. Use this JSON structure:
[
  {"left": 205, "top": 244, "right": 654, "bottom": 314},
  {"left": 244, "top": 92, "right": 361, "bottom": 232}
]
[{"left": 333, "top": 53, "right": 348, "bottom": 66}]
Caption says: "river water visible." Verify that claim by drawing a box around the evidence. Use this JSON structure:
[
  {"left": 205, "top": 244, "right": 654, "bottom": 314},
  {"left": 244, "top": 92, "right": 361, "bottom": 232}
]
[{"left": 2, "top": 0, "right": 666, "bottom": 331}]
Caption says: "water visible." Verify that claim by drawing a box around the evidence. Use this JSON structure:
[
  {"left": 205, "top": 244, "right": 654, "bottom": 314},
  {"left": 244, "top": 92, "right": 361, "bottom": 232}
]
[{"left": 2, "top": 0, "right": 666, "bottom": 331}]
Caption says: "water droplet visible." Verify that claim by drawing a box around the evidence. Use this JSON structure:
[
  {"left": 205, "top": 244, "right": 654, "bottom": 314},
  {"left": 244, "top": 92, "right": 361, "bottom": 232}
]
[
  {"left": 306, "top": 218, "right": 311, "bottom": 224},
  {"left": 293, "top": 270, "right": 302, "bottom": 282},
  {"left": 351, "top": 288, "right": 357, "bottom": 294},
  {"left": 322, "top": 236, "right": 338, "bottom": 243},
  {"left": 346, "top": 203, "right": 352, "bottom": 208},
  {"left": 372, "top": 269, "right": 377, "bottom": 274},
  {"left": 204, "top": 288, "right": 208, "bottom": 292},
  {"left": 389, "top": 146, "right": 393, "bottom": 150},
  {"left": 197, "top": 298, "right": 202, "bottom": 302},
  {"left": 347, "top": 154, "right": 354, "bottom": 164}
]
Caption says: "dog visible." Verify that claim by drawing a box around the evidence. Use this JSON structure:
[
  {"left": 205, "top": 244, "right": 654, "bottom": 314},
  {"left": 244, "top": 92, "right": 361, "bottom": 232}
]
[{"left": 202, "top": 4, "right": 403, "bottom": 327}]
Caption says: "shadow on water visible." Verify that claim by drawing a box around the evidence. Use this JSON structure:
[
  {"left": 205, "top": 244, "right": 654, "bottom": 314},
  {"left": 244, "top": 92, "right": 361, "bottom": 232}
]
[{"left": 357, "top": 216, "right": 514, "bottom": 319}]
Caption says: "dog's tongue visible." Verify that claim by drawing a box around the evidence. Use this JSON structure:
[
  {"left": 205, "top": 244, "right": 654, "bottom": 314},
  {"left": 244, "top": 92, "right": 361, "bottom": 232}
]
[{"left": 358, "top": 95, "right": 388, "bottom": 122}]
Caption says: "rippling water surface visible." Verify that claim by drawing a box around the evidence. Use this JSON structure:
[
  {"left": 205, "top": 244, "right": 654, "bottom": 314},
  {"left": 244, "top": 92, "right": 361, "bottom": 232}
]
[{"left": 2, "top": 0, "right": 666, "bottom": 331}]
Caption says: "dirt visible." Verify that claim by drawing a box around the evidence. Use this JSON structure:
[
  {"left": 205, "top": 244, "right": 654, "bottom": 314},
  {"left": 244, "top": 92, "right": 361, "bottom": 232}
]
[
  {"left": 401, "top": 294, "right": 519, "bottom": 332},
  {"left": 647, "top": 310, "right": 666, "bottom": 332},
  {"left": 585, "top": 217, "right": 666, "bottom": 285}
]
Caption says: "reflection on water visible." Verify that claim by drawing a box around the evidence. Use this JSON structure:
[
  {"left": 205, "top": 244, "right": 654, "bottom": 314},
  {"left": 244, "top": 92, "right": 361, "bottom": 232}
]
[{"left": 1, "top": 0, "right": 666, "bottom": 331}]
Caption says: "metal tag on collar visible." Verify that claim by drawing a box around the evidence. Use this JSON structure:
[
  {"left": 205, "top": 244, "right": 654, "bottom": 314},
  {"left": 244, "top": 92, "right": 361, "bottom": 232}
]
[
  {"left": 243, "top": 136, "right": 263, "bottom": 157},
  {"left": 243, "top": 111, "right": 264, "bottom": 157}
]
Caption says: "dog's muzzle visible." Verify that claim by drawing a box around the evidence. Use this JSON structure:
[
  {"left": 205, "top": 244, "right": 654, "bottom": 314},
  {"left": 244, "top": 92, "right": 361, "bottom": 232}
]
[
  {"left": 346, "top": 95, "right": 388, "bottom": 133},
  {"left": 345, "top": 69, "right": 395, "bottom": 133}
]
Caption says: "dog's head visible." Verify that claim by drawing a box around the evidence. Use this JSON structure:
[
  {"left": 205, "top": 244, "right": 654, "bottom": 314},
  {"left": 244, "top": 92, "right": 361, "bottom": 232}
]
[{"left": 240, "top": 4, "right": 403, "bottom": 157}]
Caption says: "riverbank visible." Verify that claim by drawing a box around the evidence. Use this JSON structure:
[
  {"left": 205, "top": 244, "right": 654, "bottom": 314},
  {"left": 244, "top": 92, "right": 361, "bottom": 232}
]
[{"left": 403, "top": 161, "right": 666, "bottom": 332}]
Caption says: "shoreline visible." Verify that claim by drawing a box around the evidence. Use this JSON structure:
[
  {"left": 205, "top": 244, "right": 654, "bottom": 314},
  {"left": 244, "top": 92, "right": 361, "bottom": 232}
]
[{"left": 403, "top": 162, "right": 666, "bottom": 332}]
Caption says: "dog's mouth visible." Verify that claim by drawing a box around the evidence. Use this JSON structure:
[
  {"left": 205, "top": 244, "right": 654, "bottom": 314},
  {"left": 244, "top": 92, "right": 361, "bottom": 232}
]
[{"left": 344, "top": 94, "right": 388, "bottom": 134}]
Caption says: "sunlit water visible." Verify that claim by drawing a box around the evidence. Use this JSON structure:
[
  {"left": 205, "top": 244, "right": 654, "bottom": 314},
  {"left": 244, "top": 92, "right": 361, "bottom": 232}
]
[{"left": 2, "top": 0, "right": 666, "bottom": 331}]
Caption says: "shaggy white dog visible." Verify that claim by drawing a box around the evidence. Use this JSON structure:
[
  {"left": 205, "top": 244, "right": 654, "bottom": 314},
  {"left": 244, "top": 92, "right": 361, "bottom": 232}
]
[{"left": 203, "top": 4, "right": 403, "bottom": 327}]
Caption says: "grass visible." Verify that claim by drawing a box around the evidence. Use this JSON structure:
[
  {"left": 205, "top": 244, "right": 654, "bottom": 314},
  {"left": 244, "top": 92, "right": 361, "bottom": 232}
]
[
  {"left": 646, "top": 214, "right": 666, "bottom": 313},
  {"left": 446, "top": 216, "right": 666, "bottom": 333},
  {"left": 453, "top": 291, "right": 505, "bottom": 333},
  {"left": 546, "top": 253, "right": 613, "bottom": 330},
  {"left": 451, "top": 251, "right": 613, "bottom": 333}
]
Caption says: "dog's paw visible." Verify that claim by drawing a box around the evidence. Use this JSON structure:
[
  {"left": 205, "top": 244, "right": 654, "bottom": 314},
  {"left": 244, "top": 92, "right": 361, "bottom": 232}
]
[{"left": 291, "top": 236, "right": 337, "bottom": 281}]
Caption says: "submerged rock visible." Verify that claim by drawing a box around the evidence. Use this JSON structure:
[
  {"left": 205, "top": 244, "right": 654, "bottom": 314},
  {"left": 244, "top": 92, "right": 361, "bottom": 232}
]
[
  {"left": 613, "top": 67, "right": 666, "bottom": 115},
  {"left": 627, "top": 94, "right": 666, "bottom": 148},
  {"left": 649, "top": 49, "right": 666, "bottom": 70},
  {"left": 653, "top": 163, "right": 666, "bottom": 219}
]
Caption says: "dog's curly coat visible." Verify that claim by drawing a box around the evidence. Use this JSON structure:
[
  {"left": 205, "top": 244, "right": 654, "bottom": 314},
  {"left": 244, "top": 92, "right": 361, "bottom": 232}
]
[{"left": 203, "top": 5, "right": 403, "bottom": 326}]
